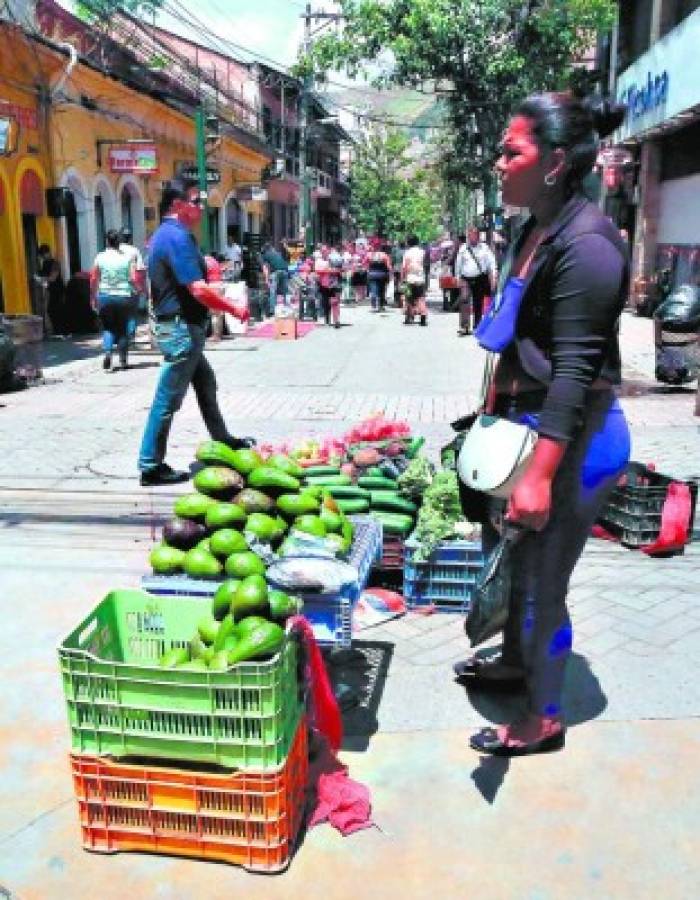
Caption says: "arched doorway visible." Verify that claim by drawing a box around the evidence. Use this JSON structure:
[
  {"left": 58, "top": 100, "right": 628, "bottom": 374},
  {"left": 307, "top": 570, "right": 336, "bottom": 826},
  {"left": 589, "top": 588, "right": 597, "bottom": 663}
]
[
  {"left": 59, "top": 169, "right": 91, "bottom": 275},
  {"left": 19, "top": 169, "right": 45, "bottom": 315},
  {"left": 92, "top": 176, "right": 117, "bottom": 256},
  {"left": 117, "top": 175, "right": 145, "bottom": 249}
]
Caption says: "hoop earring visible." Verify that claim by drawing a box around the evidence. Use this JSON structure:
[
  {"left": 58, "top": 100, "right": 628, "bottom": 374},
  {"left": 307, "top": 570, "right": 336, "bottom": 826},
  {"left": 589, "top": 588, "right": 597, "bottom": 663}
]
[{"left": 544, "top": 172, "right": 557, "bottom": 187}]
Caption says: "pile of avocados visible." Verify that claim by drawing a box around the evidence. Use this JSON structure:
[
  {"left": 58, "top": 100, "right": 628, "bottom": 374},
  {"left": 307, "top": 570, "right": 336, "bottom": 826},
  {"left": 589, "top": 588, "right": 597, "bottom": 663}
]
[
  {"left": 158, "top": 574, "right": 301, "bottom": 670},
  {"left": 150, "top": 440, "right": 356, "bottom": 581}
]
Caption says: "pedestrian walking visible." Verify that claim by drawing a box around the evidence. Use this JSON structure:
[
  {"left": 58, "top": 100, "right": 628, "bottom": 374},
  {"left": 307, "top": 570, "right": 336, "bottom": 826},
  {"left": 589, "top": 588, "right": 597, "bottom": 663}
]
[
  {"left": 223, "top": 232, "right": 242, "bottom": 281},
  {"left": 35, "top": 244, "right": 68, "bottom": 337},
  {"left": 401, "top": 235, "right": 428, "bottom": 326},
  {"left": 442, "top": 234, "right": 464, "bottom": 312},
  {"left": 260, "top": 242, "right": 289, "bottom": 316},
  {"left": 390, "top": 240, "right": 405, "bottom": 306},
  {"left": 456, "top": 92, "right": 629, "bottom": 757},
  {"left": 119, "top": 227, "right": 146, "bottom": 345},
  {"left": 455, "top": 226, "right": 497, "bottom": 335},
  {"left": 315, "top": 246, "right": 342, "bottom": 328},
  {"left": 90, "top": 229, "right": 137, "bottom": 370},
  {"left": 137, "top": 180, "right": 252, "bottom": 487},
  {"left": 367, "top": 244, "right": 392, "bottom": 311},
  {"left": 350, "top": 243, "right": 368, "bottom": 303}
]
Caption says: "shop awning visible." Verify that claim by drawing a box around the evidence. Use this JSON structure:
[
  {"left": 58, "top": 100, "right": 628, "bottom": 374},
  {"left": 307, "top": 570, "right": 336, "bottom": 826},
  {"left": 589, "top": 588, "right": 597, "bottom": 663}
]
[{"left": 20, "top": 170, "right": 44, "bottom": 215}]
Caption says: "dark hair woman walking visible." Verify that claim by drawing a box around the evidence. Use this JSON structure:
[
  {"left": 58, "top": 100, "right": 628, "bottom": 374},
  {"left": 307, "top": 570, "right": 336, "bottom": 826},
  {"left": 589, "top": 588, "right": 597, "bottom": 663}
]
[
  {"left": 90, "top": 229, "right": 137, "bottom": 370},
  {"left": 457, "top": 93, "right": 630, "bottom": 756}
]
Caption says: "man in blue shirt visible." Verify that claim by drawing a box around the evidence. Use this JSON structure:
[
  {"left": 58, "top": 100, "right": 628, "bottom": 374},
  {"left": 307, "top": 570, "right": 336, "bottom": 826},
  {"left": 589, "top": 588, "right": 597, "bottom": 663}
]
[{"left": 138, "top": 180, "right": 252, "bottom": 486}]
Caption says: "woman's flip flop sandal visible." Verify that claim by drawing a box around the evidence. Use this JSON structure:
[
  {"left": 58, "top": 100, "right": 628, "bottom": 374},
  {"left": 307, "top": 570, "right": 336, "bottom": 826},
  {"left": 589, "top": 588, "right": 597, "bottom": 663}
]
[{"left": 469, "top": 726, "right": 565, "bottom": 757}]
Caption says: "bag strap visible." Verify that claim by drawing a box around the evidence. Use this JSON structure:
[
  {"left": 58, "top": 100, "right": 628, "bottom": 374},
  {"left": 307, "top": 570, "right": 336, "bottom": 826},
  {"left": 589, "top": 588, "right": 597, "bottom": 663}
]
[
  {"left": 477, "top": 352, "right": 497, "bottom": 410},
  {"left": 467, "top": 246, "right": 482, "bottom": 275}
]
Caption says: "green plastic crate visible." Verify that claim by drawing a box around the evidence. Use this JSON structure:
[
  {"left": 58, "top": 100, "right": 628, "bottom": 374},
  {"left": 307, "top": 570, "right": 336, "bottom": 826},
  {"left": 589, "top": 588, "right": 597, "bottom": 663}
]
[{"left": 59, "top": 589, "right": 304, "bottom": 769}]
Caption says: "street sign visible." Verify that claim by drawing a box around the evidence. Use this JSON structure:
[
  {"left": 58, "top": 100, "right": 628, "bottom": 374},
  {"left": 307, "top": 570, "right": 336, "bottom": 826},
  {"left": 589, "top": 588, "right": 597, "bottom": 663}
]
[
  {"left": 180, "top": 165, "right": 221, "bottom": 185},
  {"left": 108, "top": 144, "right": 158, "bottom": 174}
]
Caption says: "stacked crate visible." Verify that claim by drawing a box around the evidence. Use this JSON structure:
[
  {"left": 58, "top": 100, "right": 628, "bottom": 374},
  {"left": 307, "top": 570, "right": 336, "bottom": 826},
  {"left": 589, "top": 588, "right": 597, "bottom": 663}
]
[{"left": 59, "top": 589, "right": 307, "bottom": 872}]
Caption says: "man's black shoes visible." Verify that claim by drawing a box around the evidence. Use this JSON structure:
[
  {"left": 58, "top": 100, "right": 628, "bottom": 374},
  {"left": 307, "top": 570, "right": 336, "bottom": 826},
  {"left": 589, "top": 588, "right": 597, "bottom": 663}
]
[{"left": 140, "top": 464, "right": 190, "bottom": 487}]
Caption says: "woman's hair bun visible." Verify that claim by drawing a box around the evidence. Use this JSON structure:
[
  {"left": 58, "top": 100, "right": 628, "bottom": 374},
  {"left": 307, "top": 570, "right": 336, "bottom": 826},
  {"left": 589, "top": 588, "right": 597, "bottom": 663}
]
[{"left": 586, "top": 97, "right": 627, "bottom": 139}]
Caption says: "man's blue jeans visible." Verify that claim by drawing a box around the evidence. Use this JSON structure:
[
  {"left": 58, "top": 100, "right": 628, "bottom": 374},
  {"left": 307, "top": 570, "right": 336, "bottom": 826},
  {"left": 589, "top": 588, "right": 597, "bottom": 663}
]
[{"left": 138, "top": 320, "right": 228, "bottom": 472}]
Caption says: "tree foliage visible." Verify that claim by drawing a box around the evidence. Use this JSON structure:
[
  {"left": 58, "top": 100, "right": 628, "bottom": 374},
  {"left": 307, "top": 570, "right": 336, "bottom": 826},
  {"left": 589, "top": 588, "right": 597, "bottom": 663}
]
[
  {"left": 349, "top": 127, "right": 442, "bottom": 242},
  {"left": 76, "top": 1, "right": 163, "bottom": 24},
  {"left": 302, "top": 1, "right": 616, "bottom": 200}
]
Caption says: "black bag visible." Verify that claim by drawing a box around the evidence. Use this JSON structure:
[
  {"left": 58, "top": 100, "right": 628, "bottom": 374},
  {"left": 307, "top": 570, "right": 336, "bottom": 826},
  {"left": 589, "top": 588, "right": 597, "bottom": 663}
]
[{"left": 465, "top": 526, "right": 522, "bottom": 647}]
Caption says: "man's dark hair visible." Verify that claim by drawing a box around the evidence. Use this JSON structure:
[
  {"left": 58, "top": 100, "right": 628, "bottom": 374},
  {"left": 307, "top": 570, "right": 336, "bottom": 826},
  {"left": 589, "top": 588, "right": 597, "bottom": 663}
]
[
  {"left": 38, "top": 243, "right": 51, "bottom": 256},
  {"left": 160, "top": 178, "right": 197, "bottom": 217},
  {"left": 406, "top": 235, "right": 420, "bottom": 248},
  {"left": 458, "top": 234, "right": 467, "bottom": 243}
]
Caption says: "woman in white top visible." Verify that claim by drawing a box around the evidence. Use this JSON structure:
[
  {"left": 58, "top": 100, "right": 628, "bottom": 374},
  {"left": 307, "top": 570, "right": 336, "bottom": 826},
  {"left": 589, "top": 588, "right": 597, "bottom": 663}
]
[
  {"left": 400, "top": 234, "right": 428, "bottom": 326},
  {"left": 90, "top": 229, "right": 137, "bottom": 370}
]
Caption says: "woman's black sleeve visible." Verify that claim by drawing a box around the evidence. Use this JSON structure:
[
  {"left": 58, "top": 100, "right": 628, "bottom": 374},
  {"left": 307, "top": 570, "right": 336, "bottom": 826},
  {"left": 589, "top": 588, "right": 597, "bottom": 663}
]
[{"left": 538, "top": 233, "right": 625, "bottom": 442}]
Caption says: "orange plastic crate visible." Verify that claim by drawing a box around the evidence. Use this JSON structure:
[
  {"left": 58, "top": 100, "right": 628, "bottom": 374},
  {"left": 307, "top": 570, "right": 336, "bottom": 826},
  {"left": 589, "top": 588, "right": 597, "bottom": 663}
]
[{"left": 70, "top": 717, "right": 308, "bottom": 873}]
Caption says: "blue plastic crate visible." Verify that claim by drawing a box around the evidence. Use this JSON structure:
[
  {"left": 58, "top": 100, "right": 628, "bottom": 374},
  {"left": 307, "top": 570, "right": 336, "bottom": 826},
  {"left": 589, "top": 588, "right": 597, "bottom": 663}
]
[
  {"left": 141, "top": 517, "right": 382, "bottom": 648},
  {"left": 403, "top": 538, "right": 484, "bottom": 612}
]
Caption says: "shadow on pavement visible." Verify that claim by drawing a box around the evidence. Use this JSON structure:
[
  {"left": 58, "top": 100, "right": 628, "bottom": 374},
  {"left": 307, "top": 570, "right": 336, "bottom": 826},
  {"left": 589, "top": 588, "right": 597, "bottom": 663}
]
[
  {"left": 324, "top": 640, "right": 394, "bottom": 752},
  {"left": 618, "top": 377, "right": 696, "bottom": 398}
]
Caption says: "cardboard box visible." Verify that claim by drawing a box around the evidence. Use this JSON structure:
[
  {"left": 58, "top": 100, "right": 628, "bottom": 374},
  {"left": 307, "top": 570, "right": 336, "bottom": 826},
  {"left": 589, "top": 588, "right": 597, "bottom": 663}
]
[{"left": 274, "top": 317, "right": 298, "bottom": 340}]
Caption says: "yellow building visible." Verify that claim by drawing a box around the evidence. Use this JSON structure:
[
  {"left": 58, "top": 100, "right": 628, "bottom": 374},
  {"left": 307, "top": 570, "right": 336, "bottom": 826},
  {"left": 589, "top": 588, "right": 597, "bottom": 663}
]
[{"left": 1, "top": 15, "right": 270, "bottom": 318}]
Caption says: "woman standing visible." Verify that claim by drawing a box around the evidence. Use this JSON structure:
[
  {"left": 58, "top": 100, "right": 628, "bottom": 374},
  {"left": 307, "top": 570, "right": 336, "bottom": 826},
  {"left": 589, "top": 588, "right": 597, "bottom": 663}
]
[
  {"left": 90, "top": 229, "right": 137, "bottom": 370},
  {"left": 401, "top": 235, "right": 428, "bottom": 326},
  {"left": 315, "top": 246, "right": 342, "bottom": 328},
  {"left": 367, "top": 244, "right": 392, "bottom": 312},
  {"left": 456, "top": 93, "right": 629, "bottom": 756}
]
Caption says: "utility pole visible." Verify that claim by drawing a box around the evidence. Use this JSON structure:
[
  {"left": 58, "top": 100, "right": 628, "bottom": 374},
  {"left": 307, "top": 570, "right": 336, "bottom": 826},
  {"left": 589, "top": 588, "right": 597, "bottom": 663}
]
[
  {"left": 194, "top": 104, "right": 211, "bottom": 253},
  {"left": 299, "top": 3, "right": 312, "bottom": 257}
]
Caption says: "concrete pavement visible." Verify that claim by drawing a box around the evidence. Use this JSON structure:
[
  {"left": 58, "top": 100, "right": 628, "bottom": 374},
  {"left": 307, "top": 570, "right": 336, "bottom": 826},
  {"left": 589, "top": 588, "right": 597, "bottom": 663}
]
[{"left": 0, "top": 296, "right": 699, "bottom": 898}]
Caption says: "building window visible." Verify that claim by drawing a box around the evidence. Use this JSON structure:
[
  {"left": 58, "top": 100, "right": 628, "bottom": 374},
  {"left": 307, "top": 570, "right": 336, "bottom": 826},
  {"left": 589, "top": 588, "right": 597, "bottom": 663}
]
[{"left": 617, "top": 0, "right": 654, "bottom": 71}]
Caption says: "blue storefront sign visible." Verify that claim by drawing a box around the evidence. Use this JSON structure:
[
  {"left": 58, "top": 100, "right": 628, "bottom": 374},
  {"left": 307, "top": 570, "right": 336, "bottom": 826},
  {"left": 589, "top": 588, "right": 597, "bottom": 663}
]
[{"left": 620, "top": 71, "right": 669, "bottom": 120}]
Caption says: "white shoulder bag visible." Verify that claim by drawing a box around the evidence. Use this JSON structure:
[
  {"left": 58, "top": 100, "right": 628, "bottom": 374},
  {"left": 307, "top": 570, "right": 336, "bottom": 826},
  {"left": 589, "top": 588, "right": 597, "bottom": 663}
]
[{"left": 456, "top": 354, "right": 537, "bottom": 498}]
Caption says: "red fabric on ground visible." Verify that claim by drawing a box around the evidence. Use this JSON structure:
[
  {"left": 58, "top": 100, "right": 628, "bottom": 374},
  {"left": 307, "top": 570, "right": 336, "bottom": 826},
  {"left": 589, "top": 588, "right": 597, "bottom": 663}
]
[
  {"left": 243, "top": 321, "right": 317, "bottom": 339},
  {"left": 308, "top": 737, "right": 374, "bottom": 835}
]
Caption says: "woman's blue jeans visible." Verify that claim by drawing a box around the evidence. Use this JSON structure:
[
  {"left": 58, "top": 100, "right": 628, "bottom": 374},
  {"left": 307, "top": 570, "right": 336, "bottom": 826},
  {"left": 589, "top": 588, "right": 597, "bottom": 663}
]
[
  {"left": 483, "top": 389, "right": 631, "bottom": 718},
  {"left": 138, "top": 320, "right": 228, "bottom": 472},
  {"left": 97, "top": 293, "right": 131, "bottom": 354}
]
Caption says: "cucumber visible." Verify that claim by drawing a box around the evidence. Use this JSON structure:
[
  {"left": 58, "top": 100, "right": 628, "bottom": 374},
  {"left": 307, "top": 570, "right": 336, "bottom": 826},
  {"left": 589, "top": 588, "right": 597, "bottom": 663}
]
[
  {"left": 302, "top": 465, "right": 341, "bottom": 478},
  {"left": 303, "top": 474, "right": 352, "bottom": 487},
  {"left": 365, "top": 466, "right": 384, "bottom": 478},
  {"left": 372, "top": 510, "right": 415, "bottom": 536},
  {"left": 369, "top": 491, "right": 418, "bottom": 515},
  {"left": 357, "top": 476, "right": 399, "bottom": 491},
  {"left": 336, "top": 497, "right": 370, "bottom": 514},
  {"left": 326, "top": 485, "right": 371, "bottom": 500}
]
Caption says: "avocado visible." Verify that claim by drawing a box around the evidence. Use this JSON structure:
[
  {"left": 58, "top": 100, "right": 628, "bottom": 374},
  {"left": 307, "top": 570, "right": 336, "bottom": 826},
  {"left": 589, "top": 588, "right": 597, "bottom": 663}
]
[
  {"left": 294, "top": 514, "right": 327, "bottom": 538},
  {"left": 233, "top": 488, "right": 275, "bottom": 515},
  {"left": 208, "top": 650, "right": 231, "bottom": 671},
  {"left": 267, "top": 454, "right": 304, "bottom": 478},
  {"left": 149, "top": 544, "right": 185, "bottom": 575},
  {"left": 229, "top": 447, "right": 264, "bottom": 475},
  {"left": 194, "top": 466, "right": 246, "bottom": 500},
  {"left": 319, "top": 507, "right": 343, "bottom": 533},
  {"left": 162, "top": 518, "right": 207, "bottom": 550},
  {"left": 276, "top": 492, "right": 320, "bottom": 519},
  {"left": 248, "top": 466, "right": 301, "bottom": 494},
  {"left": 196, "top": 537, "right": 212, "bottom": 555},
  {"left": 158, "top": 647, "right": 189, "bottom": 668},
  {"left": 268, "top": 589, "right": 303, "bottom": 621},
  {"left": 204, "top": 502, "right": 247, "bottom": 530},
  {"left": 226, "top": 622, "right": 285, "bottom": 665},
  {"left": 211, "top": 579, "right": 241, "bottom": 621},
  {"left": 209, "top": 528, "right": 248, "bottom": 559},
  {"left": 213, "top": 614, "right": 236, "bottom": 652},
  {"left": 231, "top": 574, "right": 269, "bottom": 620},
  {"left": 234, "top": 615, "right": 271, "bottom": 637},
  {"left": 197, "top": 615, "right": 220, "bottom": 646},
  {"left": 244, "top": 512, "right": 280, "bottom": 543},
  {"left": 177, "top": 658, "right": 209, "bottom": 671},
  {"left": 224, "top": 550, "right": 266, "bottom": 578},
  {"left": 173, "top": 493, "right": 217, "bottom": 523},
  {"left": 195, "top": 440, "right": 240, "bottom": 470},
  {"left": 183, "top": 548, "right": 223, "bottom": 579}
]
